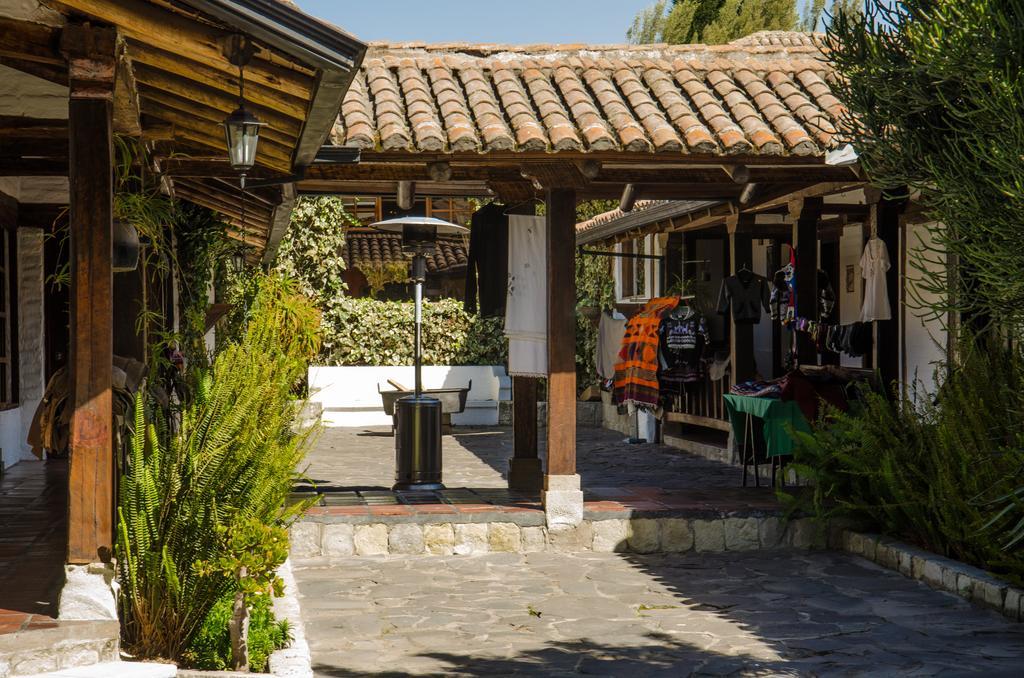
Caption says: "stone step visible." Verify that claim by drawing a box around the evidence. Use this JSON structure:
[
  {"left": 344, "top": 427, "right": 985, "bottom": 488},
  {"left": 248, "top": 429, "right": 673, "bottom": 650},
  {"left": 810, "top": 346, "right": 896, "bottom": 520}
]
[
  {"left": 0, "top": 619, "right": 119, "bottom": 677},
  {"left": 292, "top": 513, "right": 825, "bottom": 558},
  {"left": 16, "top": 662, "right": 176, "bottom": 678}
]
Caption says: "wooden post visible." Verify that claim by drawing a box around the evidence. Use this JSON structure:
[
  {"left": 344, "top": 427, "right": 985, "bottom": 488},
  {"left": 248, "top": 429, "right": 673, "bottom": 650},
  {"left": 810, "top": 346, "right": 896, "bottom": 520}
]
[
  {"left": 508, "top": 376, "right": 542, "bottom": 491},
  {"left": 64, "top": 24, "right": 117, "bottom": 565},
  {"left": 794, "top": 197, "right": 822, "bottom": 366},
  {"left": 545, "top": 188, "right": 577, "bottom": 478},
  {"left": 727, "top": 214, "right": 756, "bottom": 385},
  {"left": 664, "top": 231, "right": 683, "bottom": 293}
]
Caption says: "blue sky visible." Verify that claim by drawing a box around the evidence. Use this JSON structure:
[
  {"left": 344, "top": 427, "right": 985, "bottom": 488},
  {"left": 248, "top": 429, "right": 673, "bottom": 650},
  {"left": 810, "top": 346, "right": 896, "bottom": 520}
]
[
  {"left": 296, "top": 0, "right": 656, "bottom": 44},
  {"left": 296, "top": 1, "right": 836, "bottom": 45}
]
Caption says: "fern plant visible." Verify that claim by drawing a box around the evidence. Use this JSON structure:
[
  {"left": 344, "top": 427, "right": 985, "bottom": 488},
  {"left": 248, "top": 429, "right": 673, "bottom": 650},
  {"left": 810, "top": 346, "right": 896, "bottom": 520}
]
[
  {"left": 116, "top": 273, "right": 321, "bottom": 662},
  {"left": 782, "top": 334, "right": 1024, "bottom": 584}
]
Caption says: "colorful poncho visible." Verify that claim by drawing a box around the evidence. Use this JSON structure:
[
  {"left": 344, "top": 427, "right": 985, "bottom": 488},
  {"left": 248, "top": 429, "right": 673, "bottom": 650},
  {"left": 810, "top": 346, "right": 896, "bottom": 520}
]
[{"left": 613, "top": 297, "right": 680, "bottom": 408}]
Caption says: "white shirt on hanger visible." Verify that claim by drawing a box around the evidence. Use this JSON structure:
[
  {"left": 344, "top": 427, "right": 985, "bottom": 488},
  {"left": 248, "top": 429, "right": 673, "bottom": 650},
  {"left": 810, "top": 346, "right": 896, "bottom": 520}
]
[{"left": 860, "top": 237, "right": 892, "bottom": 322}]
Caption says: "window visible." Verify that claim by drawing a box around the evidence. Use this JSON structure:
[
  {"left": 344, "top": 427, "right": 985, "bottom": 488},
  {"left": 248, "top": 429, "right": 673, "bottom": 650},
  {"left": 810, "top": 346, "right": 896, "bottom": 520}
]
[
  {"left": 620, "top": 239, "right": 636, "bottom": 298},
  {"left": 0, "top": 228, "right": 16, "bottom": 409},
  {"left": 616, "top": 236, "right": 662, "bottom": 303},
  {"left": 427, "top": 197, "right": 475, "bottom": 227}
]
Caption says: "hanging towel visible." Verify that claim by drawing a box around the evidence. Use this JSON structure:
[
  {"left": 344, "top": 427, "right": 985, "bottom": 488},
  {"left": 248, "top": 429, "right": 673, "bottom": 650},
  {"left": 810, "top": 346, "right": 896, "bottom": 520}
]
[
  {"left": 613, "top": 297, "right": 680, "bottom": 408},
  {"left": 504, "top": 215, "right": 547, "bottom": 377},
  {"left": 595, "top": 311, "right": 627, "bottom": 380}
]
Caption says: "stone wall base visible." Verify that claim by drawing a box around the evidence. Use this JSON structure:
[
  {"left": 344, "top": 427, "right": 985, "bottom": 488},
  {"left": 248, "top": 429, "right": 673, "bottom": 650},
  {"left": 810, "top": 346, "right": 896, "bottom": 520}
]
[
  {"left": 291, "top": 514, "right": 825, "bottom": 559},
  {"left": 0, "top": 621, "right": 120, "bottom": 677},
  {"left": 836, "top": 530, "right": 1023, "bottom": 622}
]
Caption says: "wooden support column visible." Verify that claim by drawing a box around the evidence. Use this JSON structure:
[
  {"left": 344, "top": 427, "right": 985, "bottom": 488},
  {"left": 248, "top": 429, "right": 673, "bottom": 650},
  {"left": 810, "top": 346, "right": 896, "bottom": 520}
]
[
  {"left": 794, "top": 197, "right": 823, "bottom": 366},
  {"left": 545, "top": 188, "right": 577, "bottom": 477},
  {"left": 664, "top": 231, "right": 683, "bottom": 293},
  {"left": 64, "top": 24, "right": 117, "bottom": 565},
  {"left": 508, "top": 376, "right": 542, "bottom": 491},
  {"left": 876, "top": 196, "right": 904, "bottom": 392},
  {"left": 727, "top": 214, "right": 756, "bottom": 385},
  {"left": 542, "top": 188, "right": 583, "bottom": 527}
]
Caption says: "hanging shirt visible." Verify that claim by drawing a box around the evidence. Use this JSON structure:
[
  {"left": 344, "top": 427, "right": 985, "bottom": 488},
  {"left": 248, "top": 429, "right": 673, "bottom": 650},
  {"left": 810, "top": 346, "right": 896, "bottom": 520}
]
[
  {"left": 595, "top": 311, "right": 627, "bottom": 381},
  {"left": 860, "top": 237, "right": 892, "bottom": 322},
  {"left": 464, "top": 202, "right": 509, "bottom": 317},
  {"left": 717, "top": 270, "right": 771, "bottom": 324},
  {"left": 658, "top": 310, "right": 710, "bottom": 384}
]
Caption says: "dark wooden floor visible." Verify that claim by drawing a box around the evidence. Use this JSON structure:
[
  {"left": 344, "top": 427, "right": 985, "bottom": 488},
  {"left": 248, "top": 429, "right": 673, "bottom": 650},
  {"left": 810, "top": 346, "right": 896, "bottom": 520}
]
[{"left": 0, "top": 459, "right": 67, "bottom": 617}]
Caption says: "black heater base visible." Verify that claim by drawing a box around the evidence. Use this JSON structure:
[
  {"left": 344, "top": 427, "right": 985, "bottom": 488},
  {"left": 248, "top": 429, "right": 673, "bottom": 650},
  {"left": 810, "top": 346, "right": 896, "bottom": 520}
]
[{"left": 393, "top": 395, "right": 444, "bottom": 491}]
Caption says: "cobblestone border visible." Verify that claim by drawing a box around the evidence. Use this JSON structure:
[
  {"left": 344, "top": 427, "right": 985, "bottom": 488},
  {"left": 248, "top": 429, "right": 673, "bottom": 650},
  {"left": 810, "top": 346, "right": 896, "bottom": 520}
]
[
  {"left": 290, "top": 515, "right": 826, "bottom": 559},
  {"left": 837, "top": 530, "right": 1023, "bottom": 622}
]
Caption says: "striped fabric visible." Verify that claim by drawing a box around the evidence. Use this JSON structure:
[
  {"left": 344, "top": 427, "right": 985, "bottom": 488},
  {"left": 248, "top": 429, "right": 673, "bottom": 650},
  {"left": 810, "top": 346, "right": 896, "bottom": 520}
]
[{"left": 613, "top": 297, "right": 680, "bottom": 408}]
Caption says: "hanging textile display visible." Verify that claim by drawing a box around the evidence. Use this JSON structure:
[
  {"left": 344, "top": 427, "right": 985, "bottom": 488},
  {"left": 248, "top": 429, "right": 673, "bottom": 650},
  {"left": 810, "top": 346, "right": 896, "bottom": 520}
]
[
  {"left": 860, "top": 237, "right": 892, "bottom": 321},
  {"left": 595, "top": 311, "right": 627, "bottom": 381},
  {"left": 464, "top": 202, "right": 509, "bottom": 317},
  {"left": 717, "top": 268, "right": 771, "bottom": 324},
  {"left": 658, "top": 305, "right": 710, "bottom": 386},
  {"left": 770, "top": 251, "right": 797, "bottom": 324},
  {"left": 504, "top": 214, "right": 547, "bottom": 377},
  {"left": 613, "top": 296, "right": 680, "bottom": 408}
]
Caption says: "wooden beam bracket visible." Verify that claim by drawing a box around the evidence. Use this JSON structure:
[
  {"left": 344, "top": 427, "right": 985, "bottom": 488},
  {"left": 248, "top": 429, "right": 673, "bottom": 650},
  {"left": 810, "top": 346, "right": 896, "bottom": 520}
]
[{"left": 61, "top": 23, "right": 118, "bottom": 99}]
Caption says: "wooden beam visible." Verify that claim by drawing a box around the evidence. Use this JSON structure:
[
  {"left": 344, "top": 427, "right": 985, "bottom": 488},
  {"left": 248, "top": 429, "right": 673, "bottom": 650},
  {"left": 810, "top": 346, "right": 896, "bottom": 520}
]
[
  {"left": 17, "top": 203, "right": 67, "bottom": 229},
  {"left": 126, "top": 39, "right": 310, "bottom": 122},
  {"left": 618, "top": 183, "right": 638, "bottom": 212},
  {"left": 134, "top": 65, "right": 304, "bottom": 134},
  {"left": 52, "top": 0, "right": 315, "bottom": 97},
  {"left": 137, "top": 84, "right": 299, "bottom": 148},
  {"left": 67, "top": 75, "right": 115, "bottom": 565},
  {"left": 0, "top": 158, "right": 69, "bottom": 176},
  {"left": 60, "top": 23, "right": 118, "bottom": 99},
  {"left": 545, "top": 188, "right": 577, "bottom": 477},
  {"left": 114, "top": 45, "right": 142, "bottom": 136},
  {"left": 508, "top": 376, "right": 542, "bottom": 492},
  {"left": 0, "top": 16, "right": 63, "bottom": 66},
  {"left": 0, "top": 116, "right": 68, "bottom": 139}
]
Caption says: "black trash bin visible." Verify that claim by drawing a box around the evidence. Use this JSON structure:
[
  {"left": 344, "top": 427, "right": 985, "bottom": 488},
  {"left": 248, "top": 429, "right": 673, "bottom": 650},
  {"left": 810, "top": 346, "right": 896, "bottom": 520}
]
[{"left": 393, "top": 395, "right": 444, "bottom": 491}]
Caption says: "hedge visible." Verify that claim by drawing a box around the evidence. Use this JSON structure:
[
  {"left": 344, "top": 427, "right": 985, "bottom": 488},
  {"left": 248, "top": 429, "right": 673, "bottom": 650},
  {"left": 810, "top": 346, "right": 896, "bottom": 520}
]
[{"left": 320, "top": 297, "right": 507, "bottom": 366}]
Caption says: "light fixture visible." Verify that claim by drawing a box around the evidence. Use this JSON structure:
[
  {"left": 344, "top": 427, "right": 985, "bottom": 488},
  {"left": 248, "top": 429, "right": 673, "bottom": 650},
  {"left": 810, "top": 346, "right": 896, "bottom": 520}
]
[
  {"left": 231, "top": 246, "right": 246, "bottom": 273},
  {"left": 221, "top": 35, "right": 265, "bottom": 187}
]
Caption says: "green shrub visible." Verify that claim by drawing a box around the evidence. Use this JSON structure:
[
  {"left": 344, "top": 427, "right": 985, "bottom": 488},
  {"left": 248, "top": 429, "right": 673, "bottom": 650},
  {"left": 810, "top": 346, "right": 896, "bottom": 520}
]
[
  {"left": 784, "top": 337, "right": 1024, "bottom": 584},
  {"left": 320, "top": 296, "right": 506, "bottom": 366},
  {"left": 182, "top": 593, "right": 291, "bottom": 672},
  {"left": 116, "top": 274, "right": 320, "bottom": 662}
]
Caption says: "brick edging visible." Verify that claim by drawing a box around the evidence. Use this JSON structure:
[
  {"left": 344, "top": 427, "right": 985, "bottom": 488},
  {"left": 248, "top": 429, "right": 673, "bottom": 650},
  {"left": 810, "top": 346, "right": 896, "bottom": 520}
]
[{"left": 837, "top": 530, "right": 1023, "bottom": 622}]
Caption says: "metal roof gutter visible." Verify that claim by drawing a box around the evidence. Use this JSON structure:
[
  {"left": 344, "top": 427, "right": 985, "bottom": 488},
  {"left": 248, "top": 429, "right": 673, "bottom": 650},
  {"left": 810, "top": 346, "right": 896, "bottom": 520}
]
[{"left": 576, "top": 200, "right": 722, "bottom": 246}]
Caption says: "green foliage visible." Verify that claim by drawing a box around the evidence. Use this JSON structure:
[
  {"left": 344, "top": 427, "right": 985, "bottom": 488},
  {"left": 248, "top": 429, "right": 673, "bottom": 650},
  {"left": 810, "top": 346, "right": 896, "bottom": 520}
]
[
  {"left": 574, "top": 201, "right": 619, "bottom": 392},
  {"left": 273, "top": 196, "right": 357, "bottom": 305},
  {"left": 195, "top": 518, "right": 290, "bottom": 599},
  {"left": 827, "top": 1, "right": 1024, "bottom": 331},
  {"left": 175, "top": 203, "right": 230, "bottom": 370},
  {"left": 182, "top": 593, "right": 290, "bottom": 673},
  {"left": 782, "top": 337, "right": 1024, "bottom": 584},
  {"left": 116, "top": 273, "right": 320, "bottom": 662},
  {"left": 321, "top": 297, "right": 506, "bottom": 366},
  {"left": 629, "top": 0, "right": 800, "bottom": 44}
]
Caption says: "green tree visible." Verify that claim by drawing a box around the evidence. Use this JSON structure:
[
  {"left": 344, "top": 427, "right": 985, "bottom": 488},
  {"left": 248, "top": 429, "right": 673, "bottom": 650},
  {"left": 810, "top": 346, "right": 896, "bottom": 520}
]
[
  {"left": 629, "top": 0, "right": 799, "bottom": 44},
  {"left": 827, "top": 1, "right": 1024, "bottom": 330}
]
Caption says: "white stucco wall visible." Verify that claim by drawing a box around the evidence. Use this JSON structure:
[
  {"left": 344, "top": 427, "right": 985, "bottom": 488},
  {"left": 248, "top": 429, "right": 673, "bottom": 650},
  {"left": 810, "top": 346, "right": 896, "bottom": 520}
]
[
  {"left": 309, "top": 365, "right": 511, "bottom": 427},
  {"left": 902, "top": 221, "right": 947, "bottom": 396}
]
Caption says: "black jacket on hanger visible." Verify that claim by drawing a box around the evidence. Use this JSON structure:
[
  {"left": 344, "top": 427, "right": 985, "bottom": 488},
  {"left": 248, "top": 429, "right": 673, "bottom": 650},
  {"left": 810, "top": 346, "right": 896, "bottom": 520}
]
[
  {"left": 717, "top": 269, "right": 771, "bottom": 324},
  {"left": 464, "top": 203, "right": 508, "bottom": 317}
]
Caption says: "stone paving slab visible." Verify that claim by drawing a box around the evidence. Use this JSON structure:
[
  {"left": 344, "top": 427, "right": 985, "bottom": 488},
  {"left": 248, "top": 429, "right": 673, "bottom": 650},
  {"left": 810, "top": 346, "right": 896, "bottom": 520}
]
[{"left": 293, "top": 550, "right": 1024, "bottom": 676}]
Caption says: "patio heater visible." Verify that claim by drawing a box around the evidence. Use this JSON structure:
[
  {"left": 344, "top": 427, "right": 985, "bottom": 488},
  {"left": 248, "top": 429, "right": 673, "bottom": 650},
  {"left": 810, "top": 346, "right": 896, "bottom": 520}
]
[{"left": 371, "top": 216, "right": 469, "bottom": 491}]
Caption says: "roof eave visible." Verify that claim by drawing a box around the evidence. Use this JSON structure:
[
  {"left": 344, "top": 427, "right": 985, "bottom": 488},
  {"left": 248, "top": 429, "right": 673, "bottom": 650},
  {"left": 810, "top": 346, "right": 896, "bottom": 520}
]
[{"left": 576, "top": 200, "right": 722, "bottom": 246}]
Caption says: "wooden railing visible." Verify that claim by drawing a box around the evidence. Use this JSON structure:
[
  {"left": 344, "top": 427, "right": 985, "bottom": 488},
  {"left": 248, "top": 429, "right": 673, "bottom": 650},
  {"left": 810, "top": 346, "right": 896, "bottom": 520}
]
[{"left": 663, "top": 372, "right": 731, "bottom": 431}]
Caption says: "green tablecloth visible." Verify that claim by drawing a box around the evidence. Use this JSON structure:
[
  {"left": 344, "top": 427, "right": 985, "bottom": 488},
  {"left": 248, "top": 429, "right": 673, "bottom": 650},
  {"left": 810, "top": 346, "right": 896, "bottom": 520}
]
[{"left": 723, "top": 394, "right": 811, "bottom": 458}]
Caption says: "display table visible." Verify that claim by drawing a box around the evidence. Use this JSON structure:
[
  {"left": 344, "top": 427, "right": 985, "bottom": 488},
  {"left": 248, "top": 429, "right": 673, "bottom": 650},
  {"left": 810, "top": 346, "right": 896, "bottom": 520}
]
[{"left": 723, "top": 394, "right": 811, "bottom": 486}]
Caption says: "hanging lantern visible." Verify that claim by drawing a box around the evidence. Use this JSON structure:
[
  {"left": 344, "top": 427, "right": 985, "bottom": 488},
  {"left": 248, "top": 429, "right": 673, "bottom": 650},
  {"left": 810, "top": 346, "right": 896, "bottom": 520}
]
[
  {"left": 222, "top": 105, "right": 264, "bottom": 174},
  {"left": 231, "top": 246, "right": 247, "bottom": 273},
  {"left": 112, "top": 218, "right": 140, "bottom": 272}
]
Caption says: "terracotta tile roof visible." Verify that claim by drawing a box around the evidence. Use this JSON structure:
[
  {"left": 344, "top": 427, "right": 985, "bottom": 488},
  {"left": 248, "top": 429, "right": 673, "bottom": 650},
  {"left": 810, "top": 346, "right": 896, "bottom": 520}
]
[
  {"left": 332, "top": 32, "right": 841, "bottom": 157},
  {"left": 576, "top": 201, "right": 670, "bottom": 234},
  {"left": 345, "top": 231, "right": 467, "bottom": 274}
]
